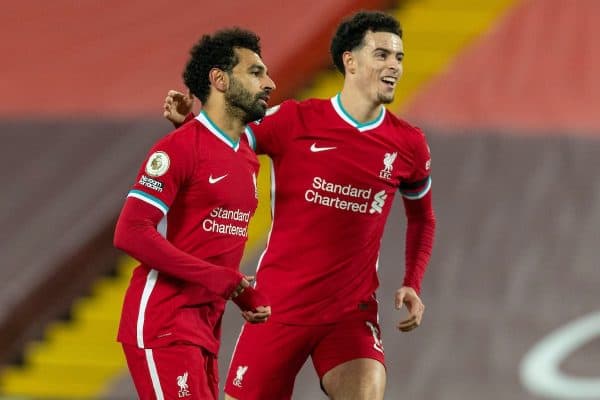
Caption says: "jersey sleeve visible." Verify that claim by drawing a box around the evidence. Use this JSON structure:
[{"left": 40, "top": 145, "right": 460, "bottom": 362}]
[
  {"left": 399, "top": 128, "right": 432, "bottom": 200},
  {"left": 399, "top": 128, "right": 435, "bottom": 293},
  {"left": 127, "top": 130, "right": 195, "bottom": 214},
  {"left": 247, "top": 100, "right": 297, "bottom": 156},
  {"left": 114, "top": 199, "right": 243, "bottom": 299},
  {"left": 401, "top": 190, "right": 435, "bottom": 294}
]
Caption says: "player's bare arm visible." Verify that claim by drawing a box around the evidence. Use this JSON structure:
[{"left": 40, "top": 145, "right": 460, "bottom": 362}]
[
  {"left": 163, "top": 90, "right": 194, "bottom": 126},
  {"left": 395, "top": 286, "right": 425, "bottom": 332}
]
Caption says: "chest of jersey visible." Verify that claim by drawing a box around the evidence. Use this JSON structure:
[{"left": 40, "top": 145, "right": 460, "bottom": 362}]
[
  {"left": 192, "top": 145, "right": 258, "bottom": 210},
  {"left": 168, "top": 135, "right": 259, "bottom": 243},
  {"left": 279, "top": 119, "right": 414, "bottom": 201}
]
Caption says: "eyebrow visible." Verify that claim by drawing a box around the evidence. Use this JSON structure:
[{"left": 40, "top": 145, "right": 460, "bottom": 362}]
[{"left": 373, "top": 47, "right": 404, "bottom": 57}]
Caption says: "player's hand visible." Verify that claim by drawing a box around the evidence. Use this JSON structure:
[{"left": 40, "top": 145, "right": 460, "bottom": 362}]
[
  {"left": 163, "top": 89, "right": 194, "bottom": 126},
  {"left": 395, "top": 286, "right": 425, "bottom": 332},
  {"left": 231, "top": 278, "right": 270, "bottom": 321},
  {"left": 242, "top": 306, "right": 271, "bottom": 324},
  {"left": 229, "top": 277, "right": 251, "bottom": 300}
]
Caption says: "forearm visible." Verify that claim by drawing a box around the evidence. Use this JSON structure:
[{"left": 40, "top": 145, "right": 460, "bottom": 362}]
[
  {"left": 114, "top": 199, "right": 242, "bottom": 299},
  {"left": 402, "top": 191, "right": 436, "bottom": 293}
]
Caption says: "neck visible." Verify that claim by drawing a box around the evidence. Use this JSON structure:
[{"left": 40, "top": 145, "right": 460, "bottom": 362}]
[
  {"left": 338, "top": 85, "right": 383, "bottom": 124},
  {"left": 202, "top": 99, "right": 245, "bottom": 142}
]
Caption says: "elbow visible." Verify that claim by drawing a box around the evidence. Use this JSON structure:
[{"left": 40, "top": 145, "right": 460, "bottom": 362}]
[
  {"left": 113, "top": 232, "right": 125, "bottom": 251},
  {"left": 428, "top": 211, "right": 437, "bottom": 227},
  {"left": 113, "top": 219, "right": 131, "bottom": 253},
  {"left": 424, "top": 212, "right": 437, "bottom": 234},
  {"left": 112, "top": 199, "right": 160, "bottom": 256}
]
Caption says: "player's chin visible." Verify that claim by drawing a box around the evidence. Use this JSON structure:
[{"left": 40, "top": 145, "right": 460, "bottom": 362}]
[
  {"left": 377, "top": 92, "right": 395, "bottom": 104},
  {"left": 245, "top": 105, "right": 267, "bottom": 123},
  {"left": 256, "top": 101, "right": 270, "bottom": 114}
]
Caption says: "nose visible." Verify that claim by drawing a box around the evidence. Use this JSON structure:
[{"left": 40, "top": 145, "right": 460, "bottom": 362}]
[
  {"left": 388, "top": 59, "right": 401, "bottom": 72},
  {"left": 263, "top": 76, "right": 276, "bottom": 93}
]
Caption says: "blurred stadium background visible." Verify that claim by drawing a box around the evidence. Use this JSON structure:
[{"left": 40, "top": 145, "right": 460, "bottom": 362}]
[{"left": 1, "top": 0, "right": 599, "bottom": 398}]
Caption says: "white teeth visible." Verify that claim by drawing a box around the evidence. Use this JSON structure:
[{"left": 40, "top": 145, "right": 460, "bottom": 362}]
[{"left": 382, "top": 77, "right": 396, "bottom": 84}]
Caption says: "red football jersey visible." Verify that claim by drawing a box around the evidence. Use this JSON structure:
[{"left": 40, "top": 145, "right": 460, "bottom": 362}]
[
  {"left": 247, "top": 96, "right": 432, "bottom": 324},
  {"left": 117, "top": 111, "right": 259, "bottom": 353}
]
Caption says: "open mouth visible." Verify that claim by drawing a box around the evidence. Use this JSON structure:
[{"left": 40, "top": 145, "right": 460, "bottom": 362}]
[{"left": 381, "top": 77, "right": 397, "bottom": 89}]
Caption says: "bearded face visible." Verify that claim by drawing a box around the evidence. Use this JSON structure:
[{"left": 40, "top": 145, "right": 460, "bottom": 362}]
[{"left": 224, "top": 75, "right": 269, "bottom": 124}]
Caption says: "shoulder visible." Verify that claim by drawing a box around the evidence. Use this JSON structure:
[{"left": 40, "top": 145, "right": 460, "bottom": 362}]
[
  {"left": 152, "top": 120, "right": 203, "bottom": 157},
  {"left": 385, "top": 111, "right": 424, "bottom": 135},
  {"left": 166, "top": 119, "right": 202, "bottom": 142},
  {"left": 259, "top": 99, "right": 299, "bottom": 121},
  {"left": 384, "top": 111, "right": 427, "bottom": 144},
  {"left": 257, "top": 98, "right": 330, "bottom": 121},
  {"left": 281, "top": 98, "right": 331, "bottom": 124},
  {"left": 294, "top": 98, "right": 333, "bottom": 116}
]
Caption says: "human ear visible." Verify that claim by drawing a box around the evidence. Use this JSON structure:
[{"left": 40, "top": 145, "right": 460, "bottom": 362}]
[
  {"left": 209, "top": 68, "right": 228, "bottom": 92},
  {"left": 343, "top": 51, "right": 356, "bottom": 74}
]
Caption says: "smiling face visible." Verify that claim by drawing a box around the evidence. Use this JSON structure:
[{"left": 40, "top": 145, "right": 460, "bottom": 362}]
[
  {"left": 347, "top": 30, "right": 404, "bottom": 105},
  {"left": 224, "top": 47, "right": 276, "bottom": 123}
]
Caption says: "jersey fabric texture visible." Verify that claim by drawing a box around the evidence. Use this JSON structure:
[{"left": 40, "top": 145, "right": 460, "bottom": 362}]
[
  {"left": 247, "top": 95, "right": 432, "bottom": 325},
  {"left": 116, "top": 111, "right": 259, "bottom": 354}
]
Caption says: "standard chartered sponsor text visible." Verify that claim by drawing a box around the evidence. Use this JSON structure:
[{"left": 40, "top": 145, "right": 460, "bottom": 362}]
[
  {"left": 305, "top": 177, "right": 372, "bottom": 213},
  {"left": 210, "top": 207, "right": 251, "bottom": 222},
  {"left": 203, "top": 207, "right": 251, "bottom": 237}
]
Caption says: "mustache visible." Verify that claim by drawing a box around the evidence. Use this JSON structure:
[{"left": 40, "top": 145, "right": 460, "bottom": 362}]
[{"left": 255, "top": 91, "right": 270, "bottom": 101}]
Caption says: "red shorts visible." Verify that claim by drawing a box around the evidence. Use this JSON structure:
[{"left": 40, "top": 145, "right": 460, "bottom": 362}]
[
  {"left": 224, "top": 310, "right": 384, "bottom": 399},
  {"left": 122, "top": 343, "right": 219, "bottom": 400}
]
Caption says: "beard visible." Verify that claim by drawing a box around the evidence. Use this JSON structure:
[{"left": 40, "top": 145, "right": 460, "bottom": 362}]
[{"left": 225, "top": 76, "right": 268, "bottom": 124}]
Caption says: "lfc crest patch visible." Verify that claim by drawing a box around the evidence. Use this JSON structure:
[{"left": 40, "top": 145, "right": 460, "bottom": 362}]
[{"left": 379, "top": 152, "right": 397, "bottom": 180}]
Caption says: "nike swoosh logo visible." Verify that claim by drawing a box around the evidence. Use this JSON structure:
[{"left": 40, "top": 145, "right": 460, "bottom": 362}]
[
  {"left": 310, "top": 143, "right": 337, "bottom": 152},
  {"left": 208, "top": 174, "right": 228, "bottom": 184}
]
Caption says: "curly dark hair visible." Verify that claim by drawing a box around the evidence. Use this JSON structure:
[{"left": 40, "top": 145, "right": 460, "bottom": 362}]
[
  {"left": 183, "top": 28, "right": 262, "bottom": 103},
  {"left": 330, "top": 11, "right": 402, "bottom": 75}
]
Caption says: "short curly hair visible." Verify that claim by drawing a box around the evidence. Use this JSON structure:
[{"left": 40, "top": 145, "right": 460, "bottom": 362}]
[
  {"left": 330, "top": 11, "right": 402, "bottom": 75},
  {"left": 183, "top": 28, "right": 262, "bottom": 103}
]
